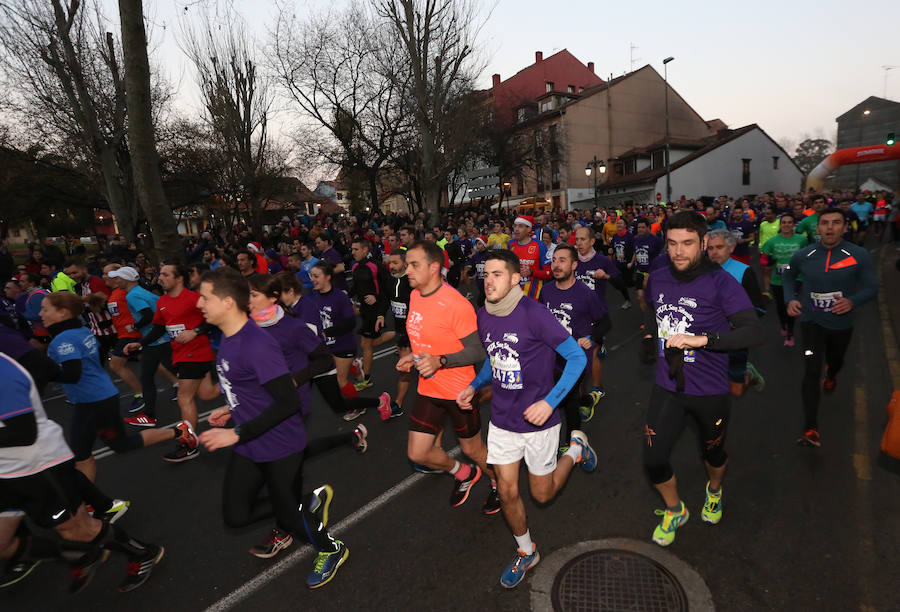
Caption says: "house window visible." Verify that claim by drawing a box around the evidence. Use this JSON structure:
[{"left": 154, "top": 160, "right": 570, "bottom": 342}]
[
  {"left": 516, "top": 175, "right": 524, "bottom": 196},
  {"left": 578, "top": 87, "right": 584, "bottom": 93},
  {"left": 540, "top": 100, "right": 553, "bottom": 113},
  {"left": 545, "top": 81, "right": 554, "bottom": 92},
  {"left": 567, "top": 85, "right": 575, "bottom": 93},
  {"left": 742, "top": 159, "right": 751, "bottom": 185},
  {"left": 551, "top": 160, "right": 560, "bottom": 190},
  {"left": 517, "top": 108, "right": 526, "bottom": 123},
  {"left": 624, "top": 159, "right": 636, "bottom": 175},
  {"left": 772, "top": 156, "right": 779, "bottom": 169},
  {"left": 336, "top": 192, "right": 343, "bottom": 200},
  {"left": 652, "top": 150, "right": 664, "bottom": 169}
]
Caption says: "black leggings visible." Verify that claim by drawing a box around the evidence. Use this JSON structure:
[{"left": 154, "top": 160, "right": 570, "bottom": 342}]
[
  {"left": 800, "top": 322, "right": 853, "bottom": 429},
  {"left": 140, "top": 343, "right": 174, "bottom": 418},
  {"left": 221, "top": 450, "right": 336, "bottom": 552},
  {"left": 312, "top": 373, "right": 379, "bottom": 415},
  {"left": 643, "top": 385, "right": 730, "bottom": 484},
  {"left": 771, "top": 285, "right": 794, "bottom": 336}
]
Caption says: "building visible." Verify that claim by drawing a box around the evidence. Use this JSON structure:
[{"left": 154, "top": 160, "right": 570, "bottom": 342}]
[
  {"left": 581, "top": 124, "right": 802, "bottom": 207},
  {"left": 314, "top": 180, "right": 350, "bottom": 208},
  {"left": 833, "top": 96, "right": 900, "bottom": 189}
]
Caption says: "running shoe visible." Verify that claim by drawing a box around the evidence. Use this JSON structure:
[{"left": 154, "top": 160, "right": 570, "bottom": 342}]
[
  {"left": 124, "top": 412, "right": 157, "bottom": 427},
  {"left": 249, "top": 528, "right": 293, "bottom": 559},
  {"left": 306, "top": 541, "right": 349, "bottom": 589},
  {"left": 797, "top": 428, "right": 821, "bottom": 447},
  {"left": 784, "top": 336, "right": 795, "bottom": 347},
  {"left": 620, "top": 300, "right": 632, "bottom": 310},
  {"left": 117, "top": 544, "right": 164, "bottom": 592},
  {"left": 411, "top": 462, "right": 444, "bottom": 474},
  {"left": 450, "top": 464, "right": 482, "bottom": 507},
  {"left": 569, "top": 430, "right": 597, "bottom": 472},
  {"left": 701, "top": 482, "right": 723, "bottom": 525},
  {"left": 388, "top": 402, "right": 404, "bottom": 419},
  {"left": 69, "top": 548, "right": 110, "bottom": 594},
  {"left": 822, "top": 377, "right": 837, "bottom": 393},
  {"left": 499, "top": 544, "right": 540, "bottom": 589},
  {"left": 352, "top": 424, "right": 368, "bottom": 454},
  {"left": 482, "top": 486, "right": 501, "bottom": 516},
  {"left": 652, "top": 502, "right": 689, "bottom": 547},
  {"left": 376, "top": 392, "right": 393, "bottom": 421},
  {"left": 342, "top": 408, "right": 366, "bottom": 421},
  {"left": 353, "top": 377, "right": 373, "bottom": 391},
  {"left": 176, "top": 420, "right": 199, "bottom": 448},
  {"left": 162, "top": 441, "right": 198, "bottom": 463},
  {"left": 309, "top": 485, "right": 334, "bottom": 527},
  {"left": 746, "top": 363, "right": 765, "bottom": 392},
  {"left": 127, "top": 396, "right": 146, "bottom": 414},
  {"left": 102, "top": 499, "right": 131, "bottom": 524},
  {"left": 1, "top": 558, "right": 41, "bottom": 589},
  {"left": 170, "top": 384, "right": 179, "bottom": 402}
]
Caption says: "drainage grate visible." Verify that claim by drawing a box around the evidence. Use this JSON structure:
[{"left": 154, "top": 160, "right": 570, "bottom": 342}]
[{"left": 550, "top": 548, "right": 688, "bottom": 612}]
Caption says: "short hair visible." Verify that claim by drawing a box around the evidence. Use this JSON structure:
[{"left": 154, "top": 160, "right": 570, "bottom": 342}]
[
  {"left": 23, "top": 273, "right": 42, "bottom": 285},
  {"left": 575, "top": 225, "right": 595, "bottom": 239},
  {"left": 779, "top": 211, "right": 795, "bottom": 222},
  {"left": 63, "top": 259, "right": 85, "bottom": 269},
  {"left": 316, "top": 234, "right": 333, "bottom": 244},
  {"left": 408, "top": 240, "right": 445, "bottom": 267},
  {"left": 312, "top": 259, "right": 335, "bottom": 278},
  {"left": 389, "top": 248, "right": 406, "bottom": 260},
  {"left": 399, "top": 225, "right": 416, "bottom": 236},
  {"left": 818, "top": 208, "right": 846, "bottom": 223},
  {"left": 706, "top": 228, "right": 736, "bottom": 248},
  {"left": 235, "top": 249, "right": 253, "bottom": 261},
  {"left": 559, "top": 222, "right": 573, "bottom": 232},
  {"left": 484, "top": 249, "right": 520, "bottom": 275},
  {"left": 636, "top": 217, "right": 650, "bottom": 227},
  {"left": 275, "top": 270, "right": 302, "bottom": 295},
  {"left": 554, "top": 242, "right": 578, "bottom": 261},
  {"left": 163, "top": 260, "right": 190, "bottom": 282},
  {"left": 44, "top": 290, "right": 84, "bottom": 319},
  {"left": 351, "top": 237, "right": 370, "bottom": 249},
  {"left": 665, "top": 210, "right": 708, "bottom": 238},
  {"left": 200, "top": 267, "right": 250, "bottom": 312},
  {"left": 191, "top": 262, "right": 210, "bottom": 276}
]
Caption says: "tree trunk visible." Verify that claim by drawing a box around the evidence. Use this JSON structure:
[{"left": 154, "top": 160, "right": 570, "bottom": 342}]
[
  {"left": 98, "top": 146, "right": 135, "bottom": 239},
  {"left": 118, "top": 0, "right": 181, "bottom": 261}
]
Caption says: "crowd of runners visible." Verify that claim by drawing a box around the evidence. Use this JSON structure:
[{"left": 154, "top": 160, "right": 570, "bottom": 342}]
[{"left": 0, "top": 187, "right": 890, "bottom": 594}]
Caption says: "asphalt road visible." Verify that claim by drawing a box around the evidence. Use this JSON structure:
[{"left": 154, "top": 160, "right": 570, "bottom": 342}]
[{"left": 4, "top": 251, "right": 899, "bottom": 612}]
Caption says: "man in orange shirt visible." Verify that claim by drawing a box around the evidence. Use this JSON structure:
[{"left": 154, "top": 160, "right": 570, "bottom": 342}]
[
  {"left": 101, "top": 263, "right": 145, "bottom": 413},
  {"left": 398, "top": 240, "right": 500, "bottom": 515}
]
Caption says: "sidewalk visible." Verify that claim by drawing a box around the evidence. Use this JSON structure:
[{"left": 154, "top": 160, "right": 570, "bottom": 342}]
[{"left": 879, "top": 242, "right": 900, "bottom": 390}]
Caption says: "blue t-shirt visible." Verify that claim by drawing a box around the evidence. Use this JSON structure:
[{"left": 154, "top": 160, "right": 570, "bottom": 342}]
[
  {"left": 297, "top": 257, "right": 318, "bottom": 290},
  {"left": 850, "top": 201, "right": 873, "bottom": 224},
  {"left": 125, "top": 285, "right": 168, "bottom": 346},
  {"left": 48, "top": 326, "right": 118, "bottom": 403}
]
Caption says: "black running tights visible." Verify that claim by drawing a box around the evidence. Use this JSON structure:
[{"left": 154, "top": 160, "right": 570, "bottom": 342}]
[
  {"left": 771, "top": 285, "right": 794, "bottom": 336},
  {"left": 312, "top": 373, "right": 379, "bottom": 415},
  {"left": 800, "top": 322, "right": 853, "bottom": 430}
]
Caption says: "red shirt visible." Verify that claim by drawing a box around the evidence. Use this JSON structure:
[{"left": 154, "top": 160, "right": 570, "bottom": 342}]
[
  {"left": 152, "top": 288, "right": 214, "bottom": 364},
  {"left": 107, "top": 287, "right": 140, "bottom": 339}
]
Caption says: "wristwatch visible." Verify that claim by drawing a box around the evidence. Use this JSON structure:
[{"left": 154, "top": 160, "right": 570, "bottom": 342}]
[{"left": 439, "top": 355, "right": 449, "bottom": 369}]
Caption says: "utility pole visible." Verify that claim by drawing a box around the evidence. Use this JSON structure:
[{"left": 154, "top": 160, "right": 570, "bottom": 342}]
[
  {"left": 883, "top": 66, "right": 900, "bottom": 99},
  {"left": 630, "top": 43, "right": 640, "bottom": 73}
]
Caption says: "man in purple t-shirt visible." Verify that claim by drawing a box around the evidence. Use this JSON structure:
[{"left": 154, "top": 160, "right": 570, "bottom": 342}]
[
  {"left": 457, "top": 250, "right": 594, "bottom": 589},
  {"left": 195, "top": 267, "right": 348, "bottom": 589},
  {"left": 641, "top": 211, "right": 763, "bottom": 548},
  {"left": 314, "top": 235, "right": 348, "bottom": 290},
  {"left": 726, "top": 204, "right": 756, "bottom": 265},
  {"left": 632, "top": 218, "right": 663, "bottom": 318}
]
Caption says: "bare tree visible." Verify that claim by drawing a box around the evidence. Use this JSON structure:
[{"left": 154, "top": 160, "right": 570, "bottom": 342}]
[
  {"left": 374, "top": 0, "right": 488, "bottom": 217},
  {"left": 271, "top": 4, "right": 407, "bottom": 214}
]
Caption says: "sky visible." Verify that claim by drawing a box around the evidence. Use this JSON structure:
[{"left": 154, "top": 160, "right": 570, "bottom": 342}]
[{"left": 101, "top": 0, "right": 900, "bottom": 162}]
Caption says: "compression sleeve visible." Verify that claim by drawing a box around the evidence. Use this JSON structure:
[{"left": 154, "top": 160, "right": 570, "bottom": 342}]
[
  {"left": 55, "top": 359, "right": 82, "bottom": 384},
  {"left": 133, "top": 307, "right": 154, "bottom": 329},
  {"left": 443, "top": 331, "right": 488, "bottom": 368},
  {"left": 468, "top": 358, "right": 492, "bottom": 390},
  {"left": 705, "top": 308, "right": 764, "bottom": 351},
  {"left": 544, "top": 336, "right": 587, "bottom": 409},
  {"left": 741, "top": 270, "right": 766, "bottom": 316},
  {"left": 0, "top": 412, "right": 38, "bottom": 448},
  {"left": 236, "top": 374, "right": 302, "bottom": 443},
  {"left": 139, "top": 324, "right": 167, "bottom": 347}
]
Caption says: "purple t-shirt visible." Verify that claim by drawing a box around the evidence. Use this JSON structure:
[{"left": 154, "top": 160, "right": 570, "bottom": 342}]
[
  {"left": 309, "top": 289, "right": 356, "bottom": 354},
  {"left": 217, "top": 320, "right": 306, "bottom": 462},
  {"left": 477, "top": 297, "right": 571, "bottom": 433},
  {"left": 575, "top": 252, "right": 619, "bottom": 317},
  {"left": 727, "top": 220, "right": 755, "bottom": 256},
  {"left": 258, "top": 315, "right": 321, "bottom": 417},
  {"left": 290, "top": 297, "right": 322, "bottom": 336},
  {"left": 609, "top": 232, "right": 635, "bottom": 265},
  {"left": 633, "top": 234, "right": 663, "bottom": 272},
  {"left": 539, "top": 280, "right": 604, "bottom": 375},
  {"left": 321, "top": 247, "right": 348, "bottom": 290},
  {"left": 645, "top": 266, "right": 752, "bottom": 396}
]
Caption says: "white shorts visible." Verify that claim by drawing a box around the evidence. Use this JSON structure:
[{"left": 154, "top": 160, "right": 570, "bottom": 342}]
[{"left": 487, "top": 422, "right": 560, "bottom": 476}]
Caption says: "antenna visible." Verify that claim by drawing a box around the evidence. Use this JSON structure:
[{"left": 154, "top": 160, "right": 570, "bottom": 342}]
[
  {"left": 630, "top": 43, "right": 640, "bottom": 73},
  {"left": 883, "top": 65, "right": 900, "bottom": 99}
]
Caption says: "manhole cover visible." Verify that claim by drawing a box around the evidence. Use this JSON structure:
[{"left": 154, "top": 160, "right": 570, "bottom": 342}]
[{"left": 550, "top": 548, "right": 688, "bottom": 612}]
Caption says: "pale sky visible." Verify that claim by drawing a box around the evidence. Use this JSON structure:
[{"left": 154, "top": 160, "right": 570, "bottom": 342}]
[{"left": 105, "top": 0, "right": 900, "bottom": 159}]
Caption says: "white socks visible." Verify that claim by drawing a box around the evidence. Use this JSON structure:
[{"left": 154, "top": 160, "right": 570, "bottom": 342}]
[{"left": 514, "top": 530, "right": 533, "bottom": 553}]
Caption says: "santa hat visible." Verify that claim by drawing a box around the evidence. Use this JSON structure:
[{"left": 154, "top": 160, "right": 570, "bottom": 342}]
[
  {"left": 514, "top": 215, "right": 534, "bottom": 228},
  {"left": 474, "top": 235, "right": 487, "bottom": 247},
  {"left": 247, "top": 242, "right": 262, "bottom": 253}
]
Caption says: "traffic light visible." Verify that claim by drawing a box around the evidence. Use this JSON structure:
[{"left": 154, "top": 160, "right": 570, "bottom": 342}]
[{"left": 888, "top": 132, "right": 896, "bottom": 146}]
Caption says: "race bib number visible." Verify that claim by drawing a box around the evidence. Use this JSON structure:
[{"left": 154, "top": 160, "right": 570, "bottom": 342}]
[
  {"left": 390, "top": 300, "right": 407, "bottom": 319},
  {"left": 636, "top": 251, "right": 649, "bottom": 266},
  {"left": 108, "top": 301, "right": 120, "bottom": 317},
  {"left": 810, "top": 291, "right": 842, "bottom": 312},
  {"left": 165, "top": 323, "right": 186, "bottom": 340}
]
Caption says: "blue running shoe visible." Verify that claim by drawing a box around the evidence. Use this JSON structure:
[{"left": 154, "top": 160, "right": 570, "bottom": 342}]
[
  {"left": 306, "top": 541, "right": 349, "bottom": 589},
  {"left": 569, "top": 430, "right": 597, "bottom": 473},
  {"left": 127, "top": 396, "right": 145, "bottom": 414},
  {"left": 411, "top": 462, "right": 444, "bottom": 474},
  {"left": 500, "top": 544, "right": 540, "bottom": 589}
]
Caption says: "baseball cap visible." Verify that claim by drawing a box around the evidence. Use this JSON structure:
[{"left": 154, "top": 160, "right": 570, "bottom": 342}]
[{"left": 108, "top": 266, "right": 139, "bottom": 282}]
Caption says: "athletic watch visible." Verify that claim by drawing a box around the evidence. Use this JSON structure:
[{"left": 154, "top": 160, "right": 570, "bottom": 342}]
[
  {"left": 233, "top": 424, "right": 242, "bottom": 436},
  {"left": 439, "top": 355, "right": 449, "bottom": 369}
]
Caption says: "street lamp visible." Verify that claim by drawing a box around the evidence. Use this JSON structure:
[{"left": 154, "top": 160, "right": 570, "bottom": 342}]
[
  {"left": 585, "top": 156, "right": 607, "bottom": 210},
  {"left": 663, "top": 56, "right": 675, "bottom": 202},
  {"left": 857, "top": 109, "right": 871, "bottom": 187}
]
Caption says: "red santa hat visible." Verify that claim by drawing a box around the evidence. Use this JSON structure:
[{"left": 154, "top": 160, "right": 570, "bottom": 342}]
[
  {"left": 514, "top": 215, "right": 534, "bottom": 228},
  {"left": 474, "top": 235, "right": 488, "bottom": 246},
  {"left": 247, "top": 242, "right": 262, "bottom": 253}
]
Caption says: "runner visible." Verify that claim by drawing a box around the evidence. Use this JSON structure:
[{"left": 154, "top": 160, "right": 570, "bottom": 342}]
[
  {"left": 608, "top": 217, "right": 635, "bottom": 309},
  {"left": 467, "top": 236, "right": 489, "bottom": 307},
  {"left": 757, "top": 205, "right": 780, "bottom": 298},
  {"left": 195, "top": 267, "right": 348, "bottom": 588},
  {"left": 63, "top": 261, "right": 117, "bottom": 366},
  {"left": 314, "top": 235, "right": 348, "bottom": 291},
  {"left": 795, "top": 194, "right": 828, "bottom": 244},
  {"left": 124, "top": 263, "right": 214, "bottom": 462},
  {"left": 0, "top": 352, "right": 164, "bottom": 593},
  {"left": 98, "top": 264, "right": 144, "bottom": 412},
  {"left": 783, "top": 208, "right": 879, "bottom": 447},
  {"left": 386, "top": 249, "right": 412, "bottom": 419},
  {"left": 19, "top": 274, "right": 51, "bottom": 348},
  {"left": 539, "top": 243, "right": 607, "bottom": 431},
  {"left": 726, "top": 204, "right": 756, "bottom": 265},
  {"left": 507, "top": 215, "right": 550, "bottom": 299},
  {"left": 398, "top": 240, "right": 500, "bottom": 514},
  {"left": 39, "top": 292, "right": 197, "bottom": 481},
  {"left": 632, "top": 218, "right": 664, "bottom": 318},
  {"left": 760, "top": 213, "right": 808, "bottom": 346},
  {"left": 349, "top": 238, "right": 393, "bottom": 391},
  {"left": 642, "top": 210, "right": 763, "bottom": 546},
  {"left": 458, "top": 249, "right": 594, "bottom": 588}
]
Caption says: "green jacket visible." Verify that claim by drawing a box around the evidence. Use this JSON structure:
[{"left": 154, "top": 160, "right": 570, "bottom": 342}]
[{"left": 50, "top": 271, "right": 76, "bottom": 293}]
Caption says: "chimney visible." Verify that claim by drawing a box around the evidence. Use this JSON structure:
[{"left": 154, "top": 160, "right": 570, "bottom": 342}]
[
  {"left": 588, "top": 62, "right": 595, "bottom": 74},
  {"left": 535, "top": 51, "right": 543, "bottom": 63},
  {"left": 492, "top": 74, "right": 501, "bottom": 88}
]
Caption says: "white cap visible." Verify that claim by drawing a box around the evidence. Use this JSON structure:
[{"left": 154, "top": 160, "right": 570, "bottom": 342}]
[{"left": 108, "top": 266, "right": 139, "bottom": 282}]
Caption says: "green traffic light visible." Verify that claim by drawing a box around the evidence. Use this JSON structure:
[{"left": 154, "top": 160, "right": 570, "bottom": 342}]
[{"left": 888, "top": 132, "right": 896, "bottom": 146}]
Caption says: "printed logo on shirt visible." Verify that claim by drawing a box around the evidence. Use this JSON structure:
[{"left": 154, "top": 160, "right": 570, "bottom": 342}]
[
  {"left": 318, "top": 306, "right": 335, "bottom": 345},
  {"left": 503, "top": 333, "right": 519, "bottom": 343},
  {"left": 108, "top": 301, "right": 120, "bottom": 317},
  {"left": 484, "top": 332, "right": 523, "bottom": 391},
  {"left": 165, "top": 324, "right": 186, "bottom": 340},
  {"left": 217, "top": 359, "right": 239, "bottom": 410},
  {"left": 82, "top": 335, "right": 98, "bottom": 353},
  {"left": 56, "top": 342, "right": 76, "bottom": 356},
  {"left": 576, "top": 272, "right": 596, "bottom": 291},
  {"left": 678, "top": 297, "right": 697, "bottom": 309}
]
